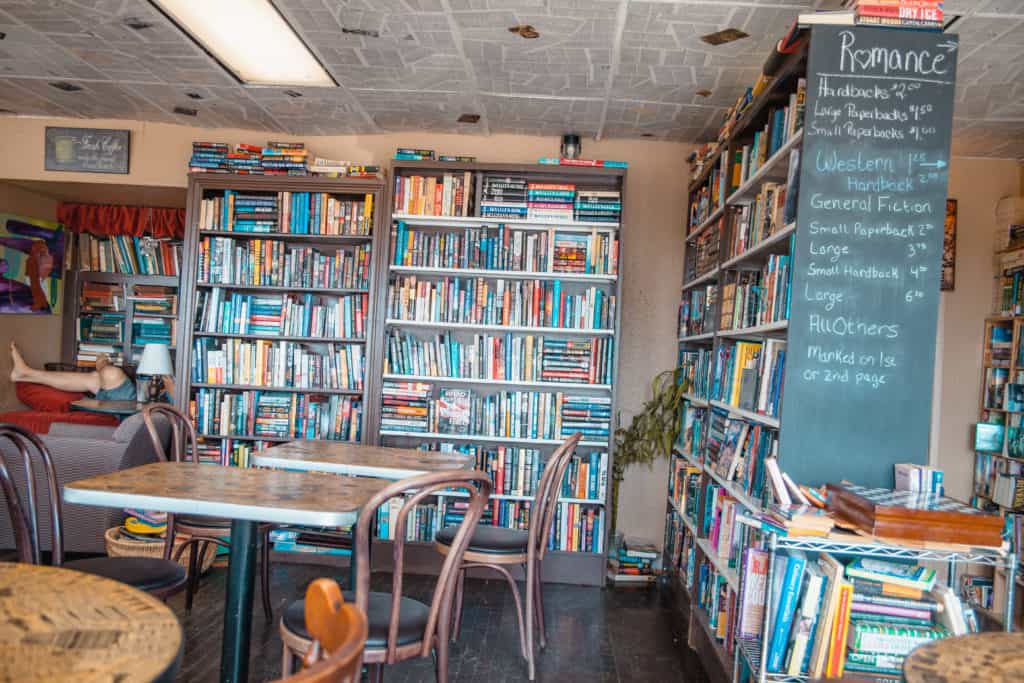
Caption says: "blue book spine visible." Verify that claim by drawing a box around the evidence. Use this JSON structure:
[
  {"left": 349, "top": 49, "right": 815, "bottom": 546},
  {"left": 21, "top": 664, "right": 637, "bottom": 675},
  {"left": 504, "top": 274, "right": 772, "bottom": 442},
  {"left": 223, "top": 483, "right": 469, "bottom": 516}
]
[{"left": 767, "top": 552, "right": 807, "bottom": 672}]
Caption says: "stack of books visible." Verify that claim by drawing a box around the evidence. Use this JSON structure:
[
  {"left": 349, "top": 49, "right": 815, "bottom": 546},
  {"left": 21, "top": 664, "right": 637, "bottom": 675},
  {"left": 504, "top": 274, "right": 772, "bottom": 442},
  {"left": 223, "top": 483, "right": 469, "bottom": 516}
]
[
  {"left": 480, "top": 175, "right": 528, "bottom": 219},
  {"left": 551, "top": 231, "right": 619, "bottom": 275},
  {"left": 225, "top": 144, "right": 263, "bottom": 173},
  {"left": 78, "top": 313, "right": 124, "bottom": 345},
  {"left": 846, "top": 0, "right": 944, "bottom": 29},
  {"left": 132, "top": 285, "right": 177, "bottom": 316},
  {"left": 608, "top": 537, "right": 659, "bottom": 584},
  {"left": 392, "top": 173, "right": 474, "bottom": 217},
  {"left": 309, "top": 158, "right": 382, "bottom": 179},
  {"left": 132, "top": 317, "right": 174, "bottom": 347},
  {"left": 574, "top": 189, "right": 621, "bottom": 223},
  {"left": 526, "top": 183, "right": 575, "bottom": 223},
  {"left": 81, "top": 282, "right": 125, "bottom": 312},
  {"left": 560, "top": 395, "right": 611, "bottom": 440},
  {"left": 189, "top": 142, "right": 230, "bottom": 172},
  {"left": 77, "top": 234, "right": 182, "bottom": 275},
  {"left": 260, "top": 141, "right": 308, "bottom": 175},
  {"left": 380, "top": 380, "right": 432, "bottom": 433},
  {"left": 232, "top": 193, "right": 279, "bottom": 232},
  {"left": 394, "top": 148, "right": 436, "bottom": 161}
]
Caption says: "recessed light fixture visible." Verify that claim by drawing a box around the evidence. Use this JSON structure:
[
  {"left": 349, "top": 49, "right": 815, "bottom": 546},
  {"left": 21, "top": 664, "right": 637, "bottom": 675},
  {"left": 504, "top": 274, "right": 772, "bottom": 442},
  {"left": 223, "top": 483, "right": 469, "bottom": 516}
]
[
  {"left": 457, "top": 113, "right": 481, "bottom": 124},
  {"left": 641, "top": 133, "right": 654, "bottom": 138},
  {"left": 0, "top": 31, "right": 6, "bottom": 40},
  {"left": 186, "top": 92, "right": 203, "bottom": 99},
  {"left": 173, "top": 106, "right": 198, "bottom": 116},
  {"left": 700, "top": 28, "right": 749, "bottom": 46},
  {"left": 508, "top": 24, "right": 540, "bottom": 39},
  {"left": 696, "top": 89, "right": 712, "bottom": 98},
  {"left": 124, "top": 17, "right": 154, "bottom": 30},
  {"left": 49, "top": 81, "right": 83, "bottom": 92},
  {"left": 0, "top": 108, "right": 15, "bottom": 114},
  {"left": 284, "top": 89, "right": 303, "bottom": 98},
  {"left": 151, "top": 0, "right": 336, "bottom": 87},
  {"left": 341, "top": 27, "right": 380, "bottom": 38}
]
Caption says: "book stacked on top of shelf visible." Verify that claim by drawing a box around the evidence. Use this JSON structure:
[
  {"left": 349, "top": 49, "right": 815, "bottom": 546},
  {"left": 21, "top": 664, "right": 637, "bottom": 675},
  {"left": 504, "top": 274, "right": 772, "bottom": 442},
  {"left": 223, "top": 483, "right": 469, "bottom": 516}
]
[
  {"left": 308, "top": 158, "right": 383, "bottom": 179},
  {"left": 393, "top": 172, "right": 474, "bottom": 217},
  {"left": 845, "top": 0, "right": 944, "bottom": 29},
  {"left": 526, "top": 183, "right": 575, "bottom": 223},
  {"left": 199, "top": 190, "right": 373, "bottom": 236},
  {"left": 260, "top": 141, "right": 308, "bottom": 175},
  {"left": 77, "top": 233, "right": 182, "bottom": 276},
  {"left": 574, "top": 189, "right": 621, "bottom": 224},
  {"left": 189, "top": 142, "right": 230, "bottom": 173},
  {"left": 394, "top": 148, "right": 436, "bottom": 161},
  {"left": 132, "top": 317, "right": 174, "bottom": 348},
  {"left": 480, "top": 175, "right": 528, "bottom": 219}
]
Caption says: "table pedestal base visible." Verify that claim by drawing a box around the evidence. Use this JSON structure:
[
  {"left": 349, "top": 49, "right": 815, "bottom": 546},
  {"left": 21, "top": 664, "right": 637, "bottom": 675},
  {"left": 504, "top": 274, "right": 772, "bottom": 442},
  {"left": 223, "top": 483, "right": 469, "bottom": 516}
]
[{"left": 221, "top": 519, "right": 257, "bottom": 683}]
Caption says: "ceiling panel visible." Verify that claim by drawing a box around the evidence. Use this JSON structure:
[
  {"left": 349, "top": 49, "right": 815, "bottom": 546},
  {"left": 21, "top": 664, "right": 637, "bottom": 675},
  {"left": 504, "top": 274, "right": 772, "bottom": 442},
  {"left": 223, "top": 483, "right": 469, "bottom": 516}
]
[{"left": 0, "top": 0, "right": 1018, "bottom": 155}]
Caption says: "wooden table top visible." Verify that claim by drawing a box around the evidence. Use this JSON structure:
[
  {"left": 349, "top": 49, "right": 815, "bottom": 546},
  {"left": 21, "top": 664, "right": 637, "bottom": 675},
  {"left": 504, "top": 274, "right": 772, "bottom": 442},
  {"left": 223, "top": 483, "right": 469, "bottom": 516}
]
[
  {"left": 70, "top": 398, "right": 145, "bottom": 415},
  {"left": 0, "top": 562, "right": 182, "bottom": 683},
  {"left": 63, "top": 461, "right": 392, "bottom": 527},
  {"left": 252, "top": 441, "right": 475, "bottom": 480},
  {"left": 904, "top": 632, "right": 1024, "bottom": 683}
]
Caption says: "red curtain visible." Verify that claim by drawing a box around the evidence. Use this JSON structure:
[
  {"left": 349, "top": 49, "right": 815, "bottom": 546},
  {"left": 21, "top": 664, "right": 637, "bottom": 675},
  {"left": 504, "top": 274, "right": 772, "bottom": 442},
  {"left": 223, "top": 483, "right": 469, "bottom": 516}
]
[{"left": 57, "top": 203, "right": 185, "bottom": 239}]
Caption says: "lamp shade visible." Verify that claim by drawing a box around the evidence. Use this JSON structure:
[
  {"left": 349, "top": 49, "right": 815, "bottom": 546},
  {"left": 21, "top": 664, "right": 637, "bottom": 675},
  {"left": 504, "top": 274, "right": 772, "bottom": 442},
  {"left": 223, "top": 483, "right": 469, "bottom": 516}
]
[{"left": 137, "top": 343, "right": 174, "bottom": 376}]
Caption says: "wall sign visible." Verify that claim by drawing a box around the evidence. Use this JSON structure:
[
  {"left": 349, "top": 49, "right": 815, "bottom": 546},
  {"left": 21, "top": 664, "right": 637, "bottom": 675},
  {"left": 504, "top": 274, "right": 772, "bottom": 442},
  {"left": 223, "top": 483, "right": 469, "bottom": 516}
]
[
  {"left": 779, "top": 26, "right": 959, "bottom": 488},
  {"left": 44, "top": 126, "right": 130, "bottom": 174}
]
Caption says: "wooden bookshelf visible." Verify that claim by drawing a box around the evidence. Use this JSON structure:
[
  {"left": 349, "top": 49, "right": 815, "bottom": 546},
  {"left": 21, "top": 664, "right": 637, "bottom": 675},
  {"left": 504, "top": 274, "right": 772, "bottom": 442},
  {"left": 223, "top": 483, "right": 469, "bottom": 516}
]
[
  {"left": 380, "top": 160, "right": 626, "bottom": 586},
  {"left": 174, "top": 173, "right": 390, "bottom": 458}
]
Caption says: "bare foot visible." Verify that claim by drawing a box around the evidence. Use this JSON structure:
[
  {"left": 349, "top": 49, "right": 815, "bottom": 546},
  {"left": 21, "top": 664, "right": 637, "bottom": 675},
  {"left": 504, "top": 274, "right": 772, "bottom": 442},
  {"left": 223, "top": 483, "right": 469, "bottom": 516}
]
[
  {"left": 95, "top": 352, "right": 109, "bottom": 372},
  {"left": 10, "top": 341, "right": 30, "bottom": 382}
]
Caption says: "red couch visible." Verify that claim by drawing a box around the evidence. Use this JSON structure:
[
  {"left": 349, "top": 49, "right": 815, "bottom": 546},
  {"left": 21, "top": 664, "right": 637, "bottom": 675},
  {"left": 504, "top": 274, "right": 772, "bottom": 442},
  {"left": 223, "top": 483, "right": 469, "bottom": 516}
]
[{"left": 0, "top": 383, "right": 119, "bottom": 433}]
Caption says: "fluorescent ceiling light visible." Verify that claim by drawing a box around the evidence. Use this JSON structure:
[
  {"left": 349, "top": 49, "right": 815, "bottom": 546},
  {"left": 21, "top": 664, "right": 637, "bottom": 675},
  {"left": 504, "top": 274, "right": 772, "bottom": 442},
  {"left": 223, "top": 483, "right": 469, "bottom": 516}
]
[{"left": 152, "top": 0, "right": 335, "bottom": 87}]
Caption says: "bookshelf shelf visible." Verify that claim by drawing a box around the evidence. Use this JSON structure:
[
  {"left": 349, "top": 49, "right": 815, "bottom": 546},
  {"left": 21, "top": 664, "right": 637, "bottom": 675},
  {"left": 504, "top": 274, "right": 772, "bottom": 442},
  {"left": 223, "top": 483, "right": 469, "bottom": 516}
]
[
  {"left": 438, "top": 489, "right": 604, "bottom": 505},
  {"left": 381, "top": 373, "right": 611, "bottom": 392},
  {"left": 391, "top": 213, "right": 619, "bottom": 232},
  {"left": 194, "top": 331, "right": 366, "bottom": 344},
  {"left": 196, "top": 282, "right": 368, "bottom": 295},
  {"left": 682, "top": 393, "right": 709, "bottom": 407},
  {"left": 78, "top": 272, "right": 179, "bottom": 287},
  {"left": 720, "top": 222, "right": 797, "bottom": 270},
  {"left": 681, "top": 266, "right": 719, "bottom": 292},
  {"left": 673, "top": 443, "right": 702, "bottom": 468},
  {"left": 389, "top": 264, "right": 617, "bottom": 283},
  {"left": 709, "top": 400, "right": 780, "bottom": 429},
  {"left": 191, "top": 383, "right": 364, "bottom": 396},
  {"left": 686, "top": 207, "right": 725, "bottom": 243},
  {"left": 690, "top": 603, "right": 733, "bottom": 682},
  {"left": 694, "top": 536, "right": 740, "bottom": 591},
  {"left": 199, "top": 229, "right": 372, "bottom": 243},
  {"left": 667, "top": 495, "right": 698, "bottom": 537},
  {"left": 717, "top": 320, "right": 789, "bottom": 340},
  {"left": 703, "top": 462, "right": 762, "bottom": 513},
  {"left": 726, "top": 130, "right": 803, "bottom": 206},
  {"left": 678, "top": 331, "right": 715, "bottom": 344},
  {"left": 385, "top": 319, "right": 615, "bottom": 337},
  {"left": 773, "top": 534, "right": 1008, "bottom": 566},
  {"left": 379, "top": 430, "right": 607, "bottom": 449}
]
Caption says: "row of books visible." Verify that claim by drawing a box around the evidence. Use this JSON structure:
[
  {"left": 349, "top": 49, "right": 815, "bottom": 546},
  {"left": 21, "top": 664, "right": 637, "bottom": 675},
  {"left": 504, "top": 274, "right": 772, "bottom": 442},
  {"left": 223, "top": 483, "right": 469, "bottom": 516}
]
[
  {"left": 393, "top": 173, "right": 474, "bottom": 217},
  {"left": 719, "top": 255, "right": 792, "bottom": 330},
  {"left": 678, "top": 403, "right": 706, "bottom": 461},
  {"left": 380, "top": 381, "right": 610, "bottom": 440},
  {"left": 75, "top": 343, "right": 123, "bottom": 367},
  {"left": 689, "top": 153, "right": 730, "bottom": 230},
  {"left": 194, "top": 439, "right": 261, "bottom": 467},
  {"left": 480, "top": 175, "right": 529, "bottom": 219},
  {"left": 526, "top": 182, "right": 576, "bottom": 223},
  {"left": 383, "top": 330, "right": 615, "bottom": 385},
  {"left": 697, "top": 557, "right": 738, "bottom": 656},
  {"left": 732, "top": 81, "right": 805, "bottom": 187},
  {"left": 195, "top": 290, "right": 368, "bottom": 340},
  {"left": 197, "top": 236, "right": 371, "bottom": 290},
  {"left": 679, "top": 348, "right": 713, "bottom": 400},
  {"left": 386, "top": 276, "right": 616, "bottom": 331},
  {"left": 189, "top": 141, "right": 313, "bottom": 175},
  {"left": 707, "top": 411, "right": 779, "bottom": 505},
  {"left": 78, "top": 313, "right": 123, "bottom": 345},
  {"left": 573, "top": 190, "right": 621, "bottom": 224},
  {"left": 393, "top": 148, "right": 475, "bottom": 163},
  {"left": 740, "top": 553, "right": 974, "bottom": 678},
  {"left": 190, "top": 389, "right": 363, "bottom": 443},
  {"left": 726, "top": 178, "right": 793, "bottom": 260},
  {"left": 711, "top": 339, "right": 786, "bottom": 417},
  {"left": 973, "top": 452, "right": 1024, "bottom": 508},
  {"left": 307, "top": 159, "right": 383, "bottom": 179},
  {"left": 679, "top": 284, "right": 716, "bottom": 338},
  {"left": 77, "top": 233, "right": 181, "bottom": 276},
  {"left": 390, "top": 221, "right": 620, "bottom": 275},
  {"left": 687, "top": 216, "right": 722, "bottom": 281},
  {"left": 133, "top": 286, "right": 178, "bottom": 316},
  {"left": 132, "top": 317, "right": 175, "bottom": 347},
  {"left": 81, "top": 282, "right": 125, "bottom": 312},
  {"left": 191, "top": 339, "right": 365, "bottom": 390},
  {"left": 665, "top": 508, "right": 697, "bottom": 585},
  {"left": 198, "top": 190, "right": 373, "bottom": 236}
]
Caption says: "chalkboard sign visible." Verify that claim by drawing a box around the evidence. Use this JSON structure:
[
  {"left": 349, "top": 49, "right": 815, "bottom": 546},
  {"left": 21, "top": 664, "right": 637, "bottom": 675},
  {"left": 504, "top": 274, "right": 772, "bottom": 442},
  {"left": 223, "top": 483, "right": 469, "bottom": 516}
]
[
  {"left": 44, "top": 127, "right": 130, "bottom": 174},
  {"left": 779, "top": 26, "right": 958, "bottom": 488}
]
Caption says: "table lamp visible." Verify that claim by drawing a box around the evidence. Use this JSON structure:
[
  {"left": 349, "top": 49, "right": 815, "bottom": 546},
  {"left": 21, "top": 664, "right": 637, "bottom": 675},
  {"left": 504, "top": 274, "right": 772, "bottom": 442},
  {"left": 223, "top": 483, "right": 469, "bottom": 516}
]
[{"left": 137, "top": 343, "right": 173, "bottom": 403}]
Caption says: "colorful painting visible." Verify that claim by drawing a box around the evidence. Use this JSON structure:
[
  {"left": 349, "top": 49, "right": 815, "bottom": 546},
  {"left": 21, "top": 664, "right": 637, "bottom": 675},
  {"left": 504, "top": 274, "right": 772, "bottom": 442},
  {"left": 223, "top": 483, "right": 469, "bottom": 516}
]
[
  {"left": 0, "top": 213, "right": 65, "bottom": 314},
  {"left": 942, "top": 198, "right": 957, "bottom": 291}
]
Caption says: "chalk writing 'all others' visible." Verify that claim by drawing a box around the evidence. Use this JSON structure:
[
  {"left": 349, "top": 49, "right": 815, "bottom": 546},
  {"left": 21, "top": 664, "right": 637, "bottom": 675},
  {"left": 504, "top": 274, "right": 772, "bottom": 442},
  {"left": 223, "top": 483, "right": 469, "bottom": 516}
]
[
  {"left": 838, "top": 30, "right": 950, "bottom": 77},
  {"left": 810, "top": 193, "right": 932, "bottom": 214},
  {"left": 809, "top": 314, "right": 900, "bottom": 339}
]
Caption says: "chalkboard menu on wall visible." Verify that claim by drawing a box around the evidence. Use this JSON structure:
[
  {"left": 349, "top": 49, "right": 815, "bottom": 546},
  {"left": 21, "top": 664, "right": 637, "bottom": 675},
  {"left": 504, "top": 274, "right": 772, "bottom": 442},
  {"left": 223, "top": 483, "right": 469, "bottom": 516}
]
[{"left": 779, "top": 26, "right": 958, "bottom": 488}]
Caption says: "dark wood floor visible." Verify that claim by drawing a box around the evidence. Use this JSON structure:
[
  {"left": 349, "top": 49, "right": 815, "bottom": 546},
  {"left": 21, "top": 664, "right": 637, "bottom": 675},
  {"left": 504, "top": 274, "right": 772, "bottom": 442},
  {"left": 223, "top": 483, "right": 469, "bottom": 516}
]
[{"left": 169, "top": 561, "right": 711, "bottom": 683}]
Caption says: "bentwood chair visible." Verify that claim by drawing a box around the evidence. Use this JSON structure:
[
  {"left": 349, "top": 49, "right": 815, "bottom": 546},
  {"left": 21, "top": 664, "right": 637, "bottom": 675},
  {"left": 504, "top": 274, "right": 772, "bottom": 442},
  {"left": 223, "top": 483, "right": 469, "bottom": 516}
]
[
  {"left": 433, "top": 432, "right": 583, "bottom": 681},
  {"left": 0, "top": 423, "right": 187, "bottom": 599},
  {"left": 142, "top": 404, "right": 273, "bottom": 616},
  {"left": 279, "top": 470, "right": 492, "bottom": 683},
  {"left": 274, "top": 578, "right": 368, "bottom": 683}
]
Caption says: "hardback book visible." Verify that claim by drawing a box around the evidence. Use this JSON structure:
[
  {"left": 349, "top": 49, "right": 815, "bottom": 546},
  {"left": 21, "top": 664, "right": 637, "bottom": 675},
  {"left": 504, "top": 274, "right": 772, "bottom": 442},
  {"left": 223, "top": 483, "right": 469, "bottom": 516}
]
[
  {"left": 437, "top": 388, "right": 471, "bottom": 435},
  {"left": 846, "top": 620, "right": 948, "bottom": 656},
  {"left": 826, "top": 482, "right": 1005, "bottom": 547},
  {"left": 809, "top": 554, "right": 845, "bottom": 678},
  {"left": 845, "top": 558, "right": 936, "bottom": 592},
  {"left": 824, "top": 582, "right": 853, "bottom": 677},
  {"left": 738, "top": 547, "right": 770, "bottom": 639},
  {"left": 785, "top": 562, "right": 827, "bottom": 675},
  {"left": 929, "top": 584, "right": 968, "bottom": 636},
  {"left": 849, "top": 577, "right": 924, "bottom": 601},
  {"left": 767, "top": 551, "right": 807, "bottom": 672},
  {"left": 976, "top": 422, "right": 1006, "bottom": 452}
]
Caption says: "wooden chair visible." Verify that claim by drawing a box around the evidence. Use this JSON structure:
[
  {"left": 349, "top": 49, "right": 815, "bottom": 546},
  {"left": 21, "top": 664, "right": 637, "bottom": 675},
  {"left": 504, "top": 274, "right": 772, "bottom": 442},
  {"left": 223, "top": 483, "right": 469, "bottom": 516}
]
[
  {"left": 0, "top": 423, "right": 187, "bottom": 599},
  {"left": 272, "top": 578, "right": 368, "bottom": 683},
  {"left": 433, "top": 432, "right": 583, "bottom": 681},
  {"left": 141, "top": 403, "right": 274, "bottom": 617},
  {"left": 279, "top": 470, "right": 493, "bottom": 683}
]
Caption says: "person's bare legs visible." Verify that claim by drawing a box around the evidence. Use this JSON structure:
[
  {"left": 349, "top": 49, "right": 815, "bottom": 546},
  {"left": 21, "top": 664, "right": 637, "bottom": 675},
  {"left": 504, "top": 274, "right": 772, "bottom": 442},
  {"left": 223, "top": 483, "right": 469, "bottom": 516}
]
[{"left": 9, "top": 341, "right": 126, "bottom": 394}]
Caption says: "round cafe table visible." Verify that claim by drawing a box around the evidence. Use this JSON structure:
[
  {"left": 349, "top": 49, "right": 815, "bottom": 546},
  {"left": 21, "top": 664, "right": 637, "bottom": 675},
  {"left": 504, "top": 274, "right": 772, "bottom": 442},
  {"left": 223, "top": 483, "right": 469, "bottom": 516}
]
[
  {"left": 903, "top": 632, "right": 1024, "bottom": 683},
  {"left": 0, "top": 562, "right": 182, "bottom": 682}
]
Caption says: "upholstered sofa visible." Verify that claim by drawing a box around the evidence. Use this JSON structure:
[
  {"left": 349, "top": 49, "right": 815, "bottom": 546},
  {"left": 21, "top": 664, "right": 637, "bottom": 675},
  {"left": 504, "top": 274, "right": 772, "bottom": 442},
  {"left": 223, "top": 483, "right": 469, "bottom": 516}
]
[
  {"left": 0, "top": 412, "right": 169, "bottom": 556},
  {"left": 0, "top": 382, "right": 119, "bottom": 434}
]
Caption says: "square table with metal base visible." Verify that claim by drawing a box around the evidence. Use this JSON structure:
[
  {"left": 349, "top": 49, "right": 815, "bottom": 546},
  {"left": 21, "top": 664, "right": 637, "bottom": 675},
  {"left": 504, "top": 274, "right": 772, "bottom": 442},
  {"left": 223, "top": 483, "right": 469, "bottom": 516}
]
[
  {"left": 253, "top": 441, "right": 475, "bottom": 480},
  {"left": 64, "top": 461, "right": 391, "bottom": 683}
]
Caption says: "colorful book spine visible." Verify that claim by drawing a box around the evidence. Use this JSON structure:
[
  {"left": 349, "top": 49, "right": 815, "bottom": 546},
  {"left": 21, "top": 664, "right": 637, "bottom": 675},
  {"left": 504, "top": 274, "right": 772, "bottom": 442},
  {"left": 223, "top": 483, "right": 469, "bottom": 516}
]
[
  {"left": 191, "top": 339, "right": 365, "bottom": 390},
  {"left": 190, "top": 389, "right": 362, "bottom": 443},
  {"left": 197, "top": 290, "right": 367, "bottom": 339},
  {"left": 198, "top": 236, "right": 371, "bottom": 289}
]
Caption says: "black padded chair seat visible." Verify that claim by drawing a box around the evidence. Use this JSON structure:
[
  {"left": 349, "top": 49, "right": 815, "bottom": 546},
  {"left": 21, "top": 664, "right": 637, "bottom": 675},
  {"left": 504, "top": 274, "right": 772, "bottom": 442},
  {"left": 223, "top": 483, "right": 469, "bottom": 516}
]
[
  {"left": 435, "top": 524, "right": 528, "bottom": 555},
  {"left": 175, "top": 515, "right": 232, "bottom": 529},
  {"left": 283, "top": 591, "right": 429, "bottom": 649},
  {"left": 64, "top": 556, "right": 187, "bottom": 592}
]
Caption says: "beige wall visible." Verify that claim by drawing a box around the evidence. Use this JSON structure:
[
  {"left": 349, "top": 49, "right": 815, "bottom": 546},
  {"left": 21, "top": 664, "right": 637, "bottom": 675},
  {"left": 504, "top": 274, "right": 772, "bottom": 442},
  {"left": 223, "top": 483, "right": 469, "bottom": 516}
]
[
  {"left": 935, "top": 159, "right": 1024, "bottom": 500},
  {"left": 0, "top": 181, "right": 60, "bottom": 410},
  {"left": 0, "top": 116, "right": 690, "bottom": 542}
]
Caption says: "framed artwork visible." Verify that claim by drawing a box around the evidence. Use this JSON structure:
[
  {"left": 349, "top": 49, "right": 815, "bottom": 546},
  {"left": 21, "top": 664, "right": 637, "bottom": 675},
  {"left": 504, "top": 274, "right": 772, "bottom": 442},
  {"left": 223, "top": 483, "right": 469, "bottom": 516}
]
[
  {"left": 942, "top": 198, "right": 957, "bottom": 291},
  {"left": 0, "top": 213, "right": 66, "bottom": 314}
]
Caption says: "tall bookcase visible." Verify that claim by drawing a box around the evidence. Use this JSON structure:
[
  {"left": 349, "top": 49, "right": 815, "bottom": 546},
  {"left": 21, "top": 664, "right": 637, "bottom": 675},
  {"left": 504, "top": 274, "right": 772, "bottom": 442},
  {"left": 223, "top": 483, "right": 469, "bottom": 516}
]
[
  {"left": 174, "top": 173, "right": 389, "bottom": 465},
  {"left": 379, "top": 160, "right": 625, "bottom": 586}
]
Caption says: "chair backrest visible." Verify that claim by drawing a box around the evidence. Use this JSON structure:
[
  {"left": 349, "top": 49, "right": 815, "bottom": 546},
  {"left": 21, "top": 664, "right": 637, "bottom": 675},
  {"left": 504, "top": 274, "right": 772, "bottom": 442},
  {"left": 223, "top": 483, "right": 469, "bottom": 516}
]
[
  {"left": 353, "top": 470, "right": 491, "bottom": 663},
  {"left": 142, "top": 403, "right": 198, "bottom": 463},
  {"left": 274, "top": 578, "right": 368, "bottom": 683},
  {"left": 0, "top": 424, "right": 63, "bottom": 565},
  {"left": 528, "top": 432, "right": 583, "bottom": 562}
]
